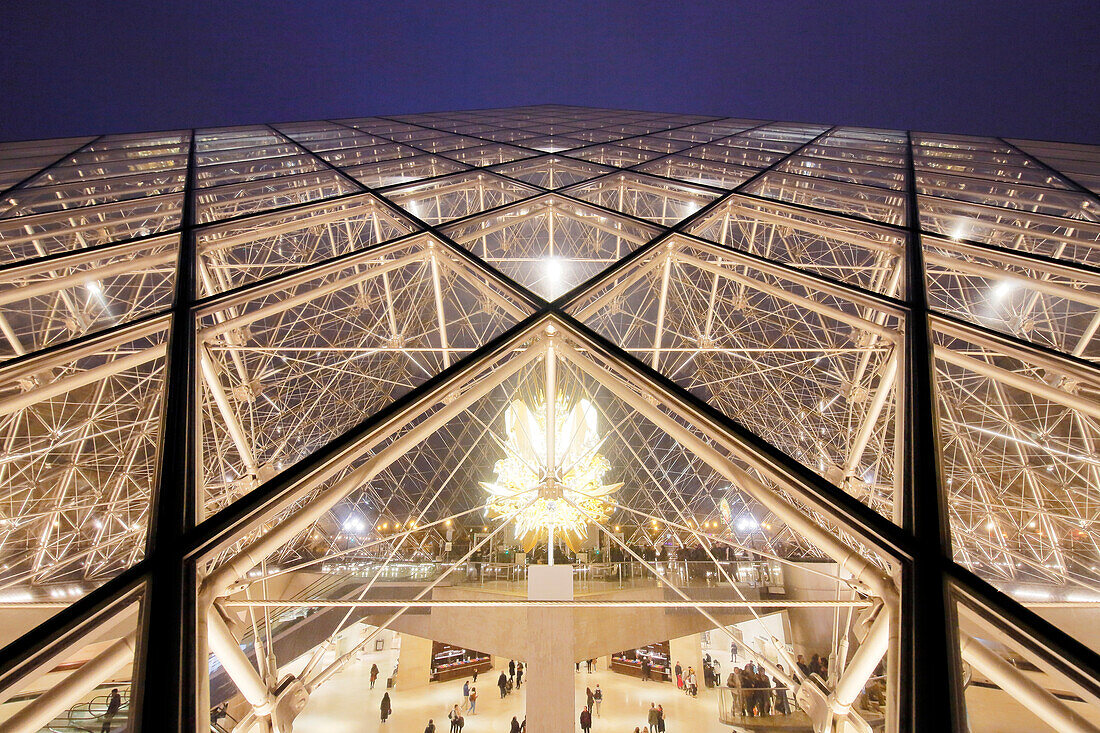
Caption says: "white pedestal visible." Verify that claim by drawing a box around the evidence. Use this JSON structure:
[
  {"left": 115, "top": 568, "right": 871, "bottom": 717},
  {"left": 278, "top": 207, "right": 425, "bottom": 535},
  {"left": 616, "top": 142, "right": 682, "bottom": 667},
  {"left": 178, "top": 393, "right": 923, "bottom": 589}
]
[{"left": 526, "top": 565, "right": 574, "bottom": 733}]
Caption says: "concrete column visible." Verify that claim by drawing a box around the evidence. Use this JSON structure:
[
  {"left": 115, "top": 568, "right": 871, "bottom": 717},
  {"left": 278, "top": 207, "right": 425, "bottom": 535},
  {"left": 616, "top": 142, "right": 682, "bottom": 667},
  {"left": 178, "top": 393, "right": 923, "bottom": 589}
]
[
  {"left": 397, "top": 632, "right": 434, "bottom": 691},
  {"left": 526, "top": 565, "right": 575, "bottom": 733},
  {"left": 669, "top": 633, "right": 705, "bottom": 685}
]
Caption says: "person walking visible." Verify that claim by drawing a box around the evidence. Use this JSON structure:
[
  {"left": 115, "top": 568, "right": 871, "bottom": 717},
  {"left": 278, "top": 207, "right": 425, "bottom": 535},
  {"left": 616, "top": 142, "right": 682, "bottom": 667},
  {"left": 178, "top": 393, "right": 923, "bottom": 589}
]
[
  {"left": 510, "top": 716, "right": 522, "bottom": 733},
  {"left": 448, "top": 704, "right": 461, "bottom": 733},
  {"left": 462, "top": 679, "right": 470, "bottom": 710},
  {"left": 656, "top": 704, "right": 666, "bottom": 733},
  {"left": 593, "top": 684, "right": 603, "bottom": 717},
  {"left": 674, "top": 661, "right": 683, "bottom": 690},
  {"left": 370, "top": 663, "right": 380, "bottom": 689},
  {"left": 731, "top": 641, "right": 738, "bottom": 663},
  {"left": 586, "top": 686, "right": 594, "bottom": 712},
  {"left": 509, "top": 659, "right": 516, "bottom": 683},
  {"left": 380, "top": 692, "right": 392, "bottom": 723},
  {"left": 468, "top": 687, "right": 478, "bottom": 715},
  {"left": 640, "top": 655, "right": 651, "bottom": 682},
  {"left": 498, "top": 670, "right": 508, "bottom": 698},
  {"left": 647, "top": 703, "right": 660, "bottom": 732},
  {"left": 516, "top": 662, "right": 524, "bottom": 689},
  {"left": 756, "top": 668, "right": 771, "bottom": 716},
  {"left": 773, "top": 665, "right": 790, "bottom": 715},
  {"left": 424, "top": 720, "right": 436, "bottom": 733},
  {"left": 580, "top": 706, "right": 593, "bottom": 732},
  {"left": 100, "top": 688, "right": 121, "bottom": 733},
  {"left": 687, "top": 667, "right": 698, "bottom": 697},
  {"left": 728, "top": 667, "right": 743, "bottom": 717}
]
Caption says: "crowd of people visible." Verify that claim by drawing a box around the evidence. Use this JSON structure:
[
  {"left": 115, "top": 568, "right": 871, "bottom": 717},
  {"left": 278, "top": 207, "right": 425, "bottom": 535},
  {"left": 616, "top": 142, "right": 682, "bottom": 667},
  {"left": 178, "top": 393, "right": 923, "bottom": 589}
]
[{"left": 725, "top": 662, "right": 791, "bottom": 718}]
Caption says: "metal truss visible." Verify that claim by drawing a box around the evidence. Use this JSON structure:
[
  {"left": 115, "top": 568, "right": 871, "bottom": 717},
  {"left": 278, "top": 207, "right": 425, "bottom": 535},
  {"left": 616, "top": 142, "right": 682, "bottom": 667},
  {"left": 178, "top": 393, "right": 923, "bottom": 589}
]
[{"left": 0, "top": 105, "right": 1096, "bottom": 732}]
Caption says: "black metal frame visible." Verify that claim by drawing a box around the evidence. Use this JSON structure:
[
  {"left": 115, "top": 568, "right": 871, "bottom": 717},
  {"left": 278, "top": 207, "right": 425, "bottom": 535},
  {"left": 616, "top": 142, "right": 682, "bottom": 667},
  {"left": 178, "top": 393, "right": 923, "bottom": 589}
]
[{"left": 0, "top": 104, "right": 1097, "bottom": 732}]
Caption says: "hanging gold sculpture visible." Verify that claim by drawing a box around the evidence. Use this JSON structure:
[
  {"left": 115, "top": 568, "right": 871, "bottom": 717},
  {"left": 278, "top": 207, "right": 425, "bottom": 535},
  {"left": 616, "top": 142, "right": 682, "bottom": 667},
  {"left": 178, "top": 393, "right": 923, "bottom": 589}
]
[{"left": 481, "top": 396, "right": 620, "bottom": 552}]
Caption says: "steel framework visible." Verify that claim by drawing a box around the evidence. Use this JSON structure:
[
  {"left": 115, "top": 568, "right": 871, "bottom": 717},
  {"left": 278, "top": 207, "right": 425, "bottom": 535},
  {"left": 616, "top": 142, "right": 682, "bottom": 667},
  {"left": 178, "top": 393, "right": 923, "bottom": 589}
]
[{"left": 0, "top": 105, "right": 1096, "bottom": 732}]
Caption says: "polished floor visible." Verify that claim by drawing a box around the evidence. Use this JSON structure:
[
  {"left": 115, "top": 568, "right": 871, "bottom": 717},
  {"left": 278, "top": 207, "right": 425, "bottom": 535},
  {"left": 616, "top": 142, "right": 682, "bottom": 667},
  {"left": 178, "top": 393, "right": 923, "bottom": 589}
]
[{"left": 292, "top": 645, "right": 736, "bottom": 732}]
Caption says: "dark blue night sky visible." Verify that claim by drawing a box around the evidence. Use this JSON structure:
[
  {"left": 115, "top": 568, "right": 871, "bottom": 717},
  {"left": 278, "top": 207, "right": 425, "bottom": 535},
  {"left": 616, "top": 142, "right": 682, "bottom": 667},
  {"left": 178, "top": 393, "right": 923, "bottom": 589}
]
[{"left": 1, "top": 0, "right": 1097, "bottom": 143}]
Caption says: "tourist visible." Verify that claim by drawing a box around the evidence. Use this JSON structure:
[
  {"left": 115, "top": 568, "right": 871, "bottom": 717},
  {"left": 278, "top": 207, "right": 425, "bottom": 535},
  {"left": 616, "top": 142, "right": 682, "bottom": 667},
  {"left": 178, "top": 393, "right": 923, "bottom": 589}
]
[
  {"left": 424, "top": 720, "right": 435, "bottom": 733},
  {"left": 809, "top": 654, "right": 822, "bottom": 677},
  {"left": 580, "top": 705, "right": 593, "bottom": 732},
  {"left": 593, "top": 684, "right": 603, "bottom": 717},
  {"left": 498, "top": 670, "right": 508, "bottom": 698},
  {"left": 674, "top": 660, "right": 683, "bottom": 689},
  {"left": 509, "top": 658, "right": 516, "bottom": 682},
  {"left": 647, "top": 702, "right": 660, "bottom": 732},
  {"left": 469, "top": 687, "right": 477, "bottom": 715},
  {"left": 731, "top": 640, "right": 738, "bottom": 663},
  {"left": 640, "top": 655, "right": 651, "bottom": 681},
  {"left": 448, "top": 704, "right": 461, "bottom": 733},
  {"left": 656, "top": 704, "right": 666, "bottom": 732},
  {"left": 516, "top": 662, "right": 524, "bottom": 689},
  {"left": 380, "top": 692, "right": 392, "bottom": 723},
  {"left": 774, "top": 665, "right": 790, "bottom": 715},
  {"left": 687, "top": 667, "right": 698, "bottom": 696},
  {"left": 586, "top": 686, "right": 595, "bottom": 712},
  {"left": 510, "top": 716, "right": 522, "bottom": 733},
  {"left": 796, "top": 654, "right": 810, "bottom": 681},
  {"left": 462, "top": 679, "right": 470, "bottom": 709},
  {"left": 756, "top": 668, "right": 771, "bottom": 716},
  {"left": 739, "top": 667, "right": 754, "bottom": 716},
  {"left": 728, "top": 667, "right": 743, "bottom": 717},
  {"left": 370, "top": 663, "right": 380, "bottom": 689},
  {"left": 101, "top": 688, "right": 121, "bottom": 733},
  {"left": 587, "top": 657, "right": 595, "bottom": 673}
]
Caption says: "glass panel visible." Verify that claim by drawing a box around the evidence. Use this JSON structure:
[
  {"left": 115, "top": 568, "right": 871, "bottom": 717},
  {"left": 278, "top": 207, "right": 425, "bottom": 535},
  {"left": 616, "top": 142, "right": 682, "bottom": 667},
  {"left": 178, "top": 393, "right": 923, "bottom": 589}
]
[
  {"left": 954, "top": 590, "right": 1100, "bottom": 728},
  {"left": 0, "top": 194, "right": 183, "bottom": 265},
  {"left": 0, "top": 171, "right": 186, "bottom": 219},
  {"left": 636, "top": 155, "right": 756, "bottom": 189},
  {"left": 0, "top": 235, "right": 178, "bottom": 357},
  {"left": 777, "top": 155, "right": 907, "bottom": 190},
  {"left": 562, "top": 171, "right": 720, "bottom": 226},
  {"left": 440, "top": 144, "right": 535, "bottom": 166},
  {"left": 491, "top": 155, "right": 614, "bottom": 190},
  {"left": 385, "top": 172, "right": 538, "bottom": 224},
  {"left": 570, "top": 235, "right": 903, "bottom": 521},
  {"left": 689, "top": 195, "right": 906, "bottom": 297},
  {"left": 1008, "top": 138, "right": 1100, "bottom": 197},
  {"left": 195, "top": 170, "right": 358, "bottom": 224},
  {"left": 346, "top": 155, "right": 468, "bottom": 189},
  {"left": 934, "top": 319, "right": 1100, "bottom": 596},
  {"left": 568, "top": 145, "right": 663, "bottom": 168},
  {"left": 743, "top": 172, "right": 907, "bottom": 227},
  {"left": 922, "top": 235, "right": 1100, "bottom": 358},
  {"left": 918, "top": 196, "right": 1100, "bottom": 267},
  {"left": 195, "top": 194, "right": 416, "bottom": 295},
  {"left": 681, "top": 143, "right": 782, "bottom": 169},
  {"left": 196, "top": 235, "right": 532, "bottom": 513},
  {"left": 0, "top": 320, "right": 168, "bottom": 603},
  {"left": 0, "top": 592, "right": 143, "bottom": 730},
  {"left": 917, "top": 173, "right": 1096, "bottom": 220},
  {"left": 442, "top": 195, "right": 659, "bottom": 299}
]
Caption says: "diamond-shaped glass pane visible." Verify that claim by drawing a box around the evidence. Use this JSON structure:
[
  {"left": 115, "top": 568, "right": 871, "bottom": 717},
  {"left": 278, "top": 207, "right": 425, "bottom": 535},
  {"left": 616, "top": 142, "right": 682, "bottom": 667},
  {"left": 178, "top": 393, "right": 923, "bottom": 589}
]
[{"left": 442, "top": 195, "right": 659, "bottom": 299}]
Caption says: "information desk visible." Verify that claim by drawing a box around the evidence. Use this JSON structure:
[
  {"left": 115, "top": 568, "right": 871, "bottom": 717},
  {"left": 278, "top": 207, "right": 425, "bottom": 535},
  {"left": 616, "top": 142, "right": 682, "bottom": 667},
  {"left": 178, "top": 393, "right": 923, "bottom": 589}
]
[
  {"left": 429, "top": 641, "right": 492, "bottom": 683},
  {"left": 610, "top": 640, "right": 671, "bottom": 681}
]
